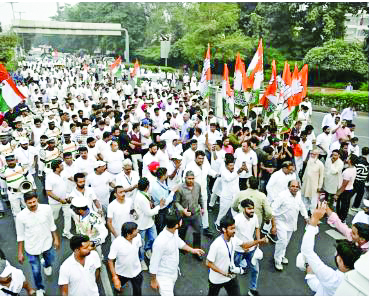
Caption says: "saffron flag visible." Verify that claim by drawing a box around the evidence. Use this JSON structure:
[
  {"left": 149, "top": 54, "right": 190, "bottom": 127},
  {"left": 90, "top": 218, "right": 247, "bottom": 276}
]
[
  {"left": 221, "top": 63, "right": 234, "bottom": 124},
  {"left": 260, "top": 60, "right": 277, "bottom": 115},
  {"left": 233, "top": 53, "right": 248, "bottom": 106},
  {"left": 246, "top": 39, "right": 264, "bottom": 104},
  {"left": 130, "top": 59, "right": 140, "bottom": 78},
  {"left": 0, "top": 64, "right": 25, "bottom": 112},
  {"left": 198, "top": 44, "right": 211, "bottom": 98}
]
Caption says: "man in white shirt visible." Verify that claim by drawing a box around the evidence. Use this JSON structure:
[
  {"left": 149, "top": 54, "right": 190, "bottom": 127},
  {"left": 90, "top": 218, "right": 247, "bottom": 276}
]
[
  {"left": 58, "top": 235, "right": 101, "bottom": 296},
  {"left": 266, "top": 161, "right": 296, "bottom": 204},
  {"left": 16, "top": 192, "right": 60, "bottom": 296},
  {"left": 45, "top": 159, "right": 73, "bottom": 239},
  {"left": 182, "top": 139, "right": 198, "bottom": 168},
  {"left": 206, "top": 215, "right": 240, "bottom": 296},
  {"left": 301, "top": 202, "right": 363, "bottom": 296},
  {"left": 115, "top": 159, "right": 140, "bottom": 200},
  {"left": 233, "top": 199, "right": 269, "bottom": 296},
  {"left": 321, "top": 108, "right": 338, "bottom": 129},
  {"left": 142, "top": 143, "right": 159, "bottom": 178},
  {"left": 108, "top": 222, "right": 143, "bottom": 296},
  {"left": 316, "top": 126, "right": 332, "bottom": 160},
  {"left": 340, "top": 106, "right": 357, "bottom": 125},
  {"left": 149, "top": 211, "right": 205, "bottom": 296},
  {"left": 271, "top": 180, "right": 309, "bottom": 271},
  {"left": 13, "top": 138, "right": 38, "bottom": 176},
  {"left": 74, "top": 146, "right": 96, "bottom": 176},
  {"left": 234, "top": 141, "right": 258, "bottom": 191}
]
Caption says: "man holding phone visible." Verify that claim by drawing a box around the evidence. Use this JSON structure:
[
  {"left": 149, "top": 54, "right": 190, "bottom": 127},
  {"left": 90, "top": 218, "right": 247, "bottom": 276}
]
[{"left": 234, "top": 141, "right": 258, "bottom": 191}]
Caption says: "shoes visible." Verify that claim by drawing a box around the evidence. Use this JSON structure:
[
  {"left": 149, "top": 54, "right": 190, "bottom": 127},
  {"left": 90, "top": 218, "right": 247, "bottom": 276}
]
[
  {"left": 44, "top": 266, "right": 52, "bottom": 276},
  {"left": 267, "top": 233, "right": 278, "bottom": 243},
  {"left": 140, "top": 260, "right": 148, "bottom": 271},
  {"left": 274, "top": 261, "right": 283, "bottom": 271},
  {"left": 145, "top": 249, "right": 152, "bottom": 260},
  {"left": 36, "top": 289, "right": 45, "bottom": 296},
  {"left": 282, "top": 257, "right": 288, "bottom": 265},
  {"left": 203, "top": 228, "right": 214, "bottom": 238},
  {"left": 62, "top": 232, "right": 73, "bottom": 239},
  {"left": 248, "top": 289, "right": 259, "bottom": 296}
]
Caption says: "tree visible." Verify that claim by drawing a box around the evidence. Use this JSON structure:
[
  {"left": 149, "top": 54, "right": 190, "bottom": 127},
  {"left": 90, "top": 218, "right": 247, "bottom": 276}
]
[{"left": 0, "top": 33, "right": 18, "bottom": 70}]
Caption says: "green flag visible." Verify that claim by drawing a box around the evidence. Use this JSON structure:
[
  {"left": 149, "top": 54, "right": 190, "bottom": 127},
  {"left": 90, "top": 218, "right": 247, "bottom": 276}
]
[{"left": 0, "top": 87, "right": 10, "bottom": 113}]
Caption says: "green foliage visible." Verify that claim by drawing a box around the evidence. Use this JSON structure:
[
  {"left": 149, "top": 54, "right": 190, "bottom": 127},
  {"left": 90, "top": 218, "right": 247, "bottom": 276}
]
[
  {"left": 304, "top": 39, "right": 368, "bottom": 75},
  {"left": 122, "top": 63, "right": 176, "bottom": 74},
  {"left": 321, "top": 82, "right": 347, "bottom": 89},
  {"left": 0, "top": 34, "right": 18, "bottom": 69},
  {"left": 308, "top": 91, "right": 369, "bottom": 112},
  {"left": 359, "top": 82, "right": 369, "bottom": 91}
]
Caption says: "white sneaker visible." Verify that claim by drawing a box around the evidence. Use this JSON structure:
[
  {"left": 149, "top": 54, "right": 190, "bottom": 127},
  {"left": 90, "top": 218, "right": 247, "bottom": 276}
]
[
  {"left": 275, "top": 261, "right": 283, "bottom": 271},
  {"left": 145, "top": 250, "right": 152, "bottom": 259},
  {"left": 282, "top": 257, "right": 289, "bottom": 264},
  {"left": 62, "top": 232, "right": 73, "bottom": 239},
  {"left": 36, "top": 289, "right": 45, "bottom": 296},
  {"left": 140, "top": 260, "right": 148, "bottom": 271},
  {"left": 44, "top": 266, "right": 52, "bottom": 276},
  {"left": 328, "top": 223, "right": 336, "bottom": 228}
]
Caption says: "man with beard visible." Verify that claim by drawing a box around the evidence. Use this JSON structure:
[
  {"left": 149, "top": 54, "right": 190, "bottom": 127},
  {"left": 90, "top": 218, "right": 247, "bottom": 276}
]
[
  {"left": 301, "top": 148, "right": 324, "bottom": 215},
  {"left": 40, "top": 138, "right": 62, "bottom": 175},
  {"left": 13, "top": 138, "right": 38, "bottom": 179},
  {"left": 232, "top": 199, "right": 269, "bottom": 296},
  {"left": 142, "top": 143, "right": 159, "bottom": 178},
  {"left": 272, "top": 180, "right": 309, "bottom": 271},
  {"left": 61, "top": 131, "right": 78, "bottom": 159},
  {"left": 58, "top": 235, "right": 101, "bottom": 296},
  {"left": 44, "top": 121, "right": 61, "bottom": 145},
  {"left": 300, "top": 201, "right": 363, "bottom": 296},
  {"left": 12, "top": 117, "right": 30, "bottom": 145}
]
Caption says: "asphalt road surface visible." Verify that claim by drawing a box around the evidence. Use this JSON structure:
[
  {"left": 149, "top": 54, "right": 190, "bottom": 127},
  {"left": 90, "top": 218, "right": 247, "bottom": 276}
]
[{"left": 0, "top": 111, "right": 368, "bottom": 296}]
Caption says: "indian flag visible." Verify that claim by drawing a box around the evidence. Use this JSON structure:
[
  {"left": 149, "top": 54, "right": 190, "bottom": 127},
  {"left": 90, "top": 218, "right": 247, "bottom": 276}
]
[
  {"left": 198, "top": 44, "right": 211, "bottom": 98},
  {"left": 222, "top": 63, "right": 234, "bottom": 124},
  {"left": 130, "top": 60, "right": 140, "bottom": 78},
  {"left": 110, "top": 56, "right": 122, "bottom": 76},
  {"left": 0, "top": 64, "right": 25, "bottom": 112},
  {"left": 260, "top": 60, "right": 277, "bottom": 115},
  {"left": 246, "top": 39, "right": 264, "bottom": 104}
]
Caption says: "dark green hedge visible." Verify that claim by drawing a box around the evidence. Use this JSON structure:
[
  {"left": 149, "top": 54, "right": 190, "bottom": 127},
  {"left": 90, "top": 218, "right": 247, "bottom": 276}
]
[
  {"left": 124, "top": 63, "right": 177, "bottom": 74},
  {"left": 307, "top": 91, "right": 369, "bottom": 112}
]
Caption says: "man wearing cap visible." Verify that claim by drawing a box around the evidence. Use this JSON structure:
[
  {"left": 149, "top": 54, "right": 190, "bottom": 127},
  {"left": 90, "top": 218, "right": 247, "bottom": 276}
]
[
  {"left": 12, "top": 117, "right": 29, "bottom": 145},
  {"left": 44, "top": 120, "right": 61, "bottom": 145},
  {"left": 13, "top": 138, "right": 38, "bottom": 178},
  {"left": 70, "top": 197, "right": 108, "bottom": 258},
  {"left": 39, "top": 138, "right": 62, "bottom": 175},
  {"left": 45, "top": 159, "right": 73, "bottom": 240},
  {"left": 86, "top": 160, "right": 115, "bottom": 214},
  {"left": 0, "top": 154, "right": 35, "bottom": 217},
  {"left": 61, "top": 131, "right": 78, "bottom": 159},
  {"left": 322, "top": 108, "right": 338, "bottom": 129},
  {"left": 16, "top": 192, "right": 60, "bottom": 296},
  {"left": 0, "top": 249, "right": 35, "bottom": 296}
]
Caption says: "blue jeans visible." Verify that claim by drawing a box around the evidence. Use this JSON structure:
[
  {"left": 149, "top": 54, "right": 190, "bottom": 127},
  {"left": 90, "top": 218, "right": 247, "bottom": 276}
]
[
  {"left": 139, "top": 225, "right": 157, "bottom": 261},
  {"left": 25, "top": 247, "right": 55, "bottom": 290},
  {"left": 234, "top": 250, "right": 259, "bottom": 290}
]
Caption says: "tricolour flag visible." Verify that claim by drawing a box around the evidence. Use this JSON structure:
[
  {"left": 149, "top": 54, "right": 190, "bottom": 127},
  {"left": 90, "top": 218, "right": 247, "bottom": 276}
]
[
  {"left": 246, "top": 39, "right": 264, "bottom": 104},
  {"left": 279, "top": 62, "right": 298, "bottom": 130},
  {"left": 130, "top": 59, "right": 140, "bottom": 78},
  {"left": 0, "top": 64, "right": 25, "bottom": 112},
  {"left": 199, "top": 44, "right": 211, "bottom": 98},
  {"left": 221, "top": 63, "right": 234, "bottom": 124},
  {"left": 233, "top": 52, "right": 247, "bottom": 92},
  {"left": 260, "top": 60, "right": 277, "bottom": 115},
  {"left": 110, "top": 56, "right": 122, "bottom": 75}
]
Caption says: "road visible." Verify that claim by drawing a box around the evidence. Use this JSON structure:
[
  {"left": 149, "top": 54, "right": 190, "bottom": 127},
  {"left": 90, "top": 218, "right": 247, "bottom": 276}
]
[{"left": 0, "top": 111, "right": 368, "bottom": 296}]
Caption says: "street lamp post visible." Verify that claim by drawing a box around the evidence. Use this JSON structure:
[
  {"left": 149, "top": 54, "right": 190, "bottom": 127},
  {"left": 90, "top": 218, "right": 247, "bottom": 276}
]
[{"left": 121, "top": 28, "right": 129, "bottom": 63}]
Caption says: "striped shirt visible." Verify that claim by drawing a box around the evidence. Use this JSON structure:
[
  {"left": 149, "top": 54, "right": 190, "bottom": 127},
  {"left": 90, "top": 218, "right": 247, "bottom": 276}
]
[{"left": 355, "top": 156, "right": 369, "bottom": 182}]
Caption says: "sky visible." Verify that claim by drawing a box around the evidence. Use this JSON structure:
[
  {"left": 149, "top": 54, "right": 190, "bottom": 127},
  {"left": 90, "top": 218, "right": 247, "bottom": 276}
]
[{"left": 0, "top": 1, "right": 78, "bottom": 31}]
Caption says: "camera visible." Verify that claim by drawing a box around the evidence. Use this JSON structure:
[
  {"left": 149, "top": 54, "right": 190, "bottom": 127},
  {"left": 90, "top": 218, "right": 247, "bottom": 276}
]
[{"left": 229, "top": 265, "right": 245, "bottom": 275}]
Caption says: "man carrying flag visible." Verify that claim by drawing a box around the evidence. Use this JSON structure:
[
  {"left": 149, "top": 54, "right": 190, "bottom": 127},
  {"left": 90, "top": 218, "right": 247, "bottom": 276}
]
[
  {"left": 0, "top": 64, "right": 25, "bottom": 112},
  {"left": 198, "top": 44, "right": 211, "bottom": 98},
  {"left": 110, "top": 56, "right": 122, "bottom": 80}
]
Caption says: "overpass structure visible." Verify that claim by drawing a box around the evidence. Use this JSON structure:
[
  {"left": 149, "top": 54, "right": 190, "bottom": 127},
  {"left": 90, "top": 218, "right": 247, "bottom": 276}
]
[{"left": 11, "top": 20, "right": 129, "bottom": 61}]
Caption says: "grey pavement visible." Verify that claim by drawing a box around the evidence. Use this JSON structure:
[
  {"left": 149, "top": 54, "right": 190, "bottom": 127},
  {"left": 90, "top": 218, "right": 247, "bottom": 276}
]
[{"left": 0, "top": 111, "right": 368, "bottom": 296}]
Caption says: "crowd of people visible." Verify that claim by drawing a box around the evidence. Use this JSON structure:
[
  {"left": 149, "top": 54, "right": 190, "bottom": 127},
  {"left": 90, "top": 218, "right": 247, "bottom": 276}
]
[{"left": 0, "top": 55, "right": 368, "bottom": 296}]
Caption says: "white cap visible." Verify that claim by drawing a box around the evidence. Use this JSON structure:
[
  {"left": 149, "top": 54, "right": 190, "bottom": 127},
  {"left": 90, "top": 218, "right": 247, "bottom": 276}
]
[
  {"left": 19, "top": 137, "right": 29, "bottom": 144},
  {"left": 94, "top": 160, "right": 106, "bottom": 169},
  {"left": 171, "top": 154, "right": 183, "bottom": 160},
  {"left": 71, "top": 197, "right": 88, "bottom": 208},
  {"left": 63, "top": 129, "right": 72, "bottom": 135},
  {"left": 164, "top": 123, "right": 170, "bottom": 129},
  {"left": 14, "top": 116, "right": 22, "bottom": 123}
]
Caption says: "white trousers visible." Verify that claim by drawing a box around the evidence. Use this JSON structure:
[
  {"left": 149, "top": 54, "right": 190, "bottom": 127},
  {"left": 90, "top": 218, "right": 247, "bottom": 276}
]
[
  {"left": 201, "top": 191, "right": 209, "bottom": 229},
  {"left": 131, "top": 154, "right": 142, "bottom": 173},
  {"left": 50, "top": 203, "right": 72, "bottom": 234},
  {"left": 215, "top": 196, "right": 233, "bottom": 226},
  {"left": 8, "top": 192, "right": 25, "bottom": 216},
  {"left": 274, "top": 226, "right": 293, "bottom": 264},
  {"left": 302, "top": 192, "right": 319, "bottom": 212},
  {"left": 157, "top": 275, "right": 177, "bottom": 296}
]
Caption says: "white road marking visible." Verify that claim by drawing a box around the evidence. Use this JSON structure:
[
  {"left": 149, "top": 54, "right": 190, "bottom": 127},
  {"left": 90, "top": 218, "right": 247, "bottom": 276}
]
[{"left": 325, "top": 229, "right": 346, "bottom": 240}]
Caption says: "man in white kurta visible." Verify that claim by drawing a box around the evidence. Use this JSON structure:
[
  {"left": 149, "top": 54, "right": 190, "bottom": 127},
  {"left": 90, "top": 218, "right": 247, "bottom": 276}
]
[{"left": 271, "top": 180, "right": 309, "bottom": 270}]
